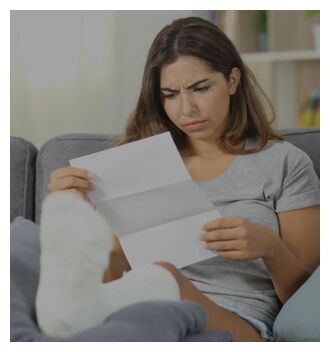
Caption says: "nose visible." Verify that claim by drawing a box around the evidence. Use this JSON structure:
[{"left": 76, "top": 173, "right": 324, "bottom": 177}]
[{"left": 180, "top": 93, "right": 197, "bottom": 116}]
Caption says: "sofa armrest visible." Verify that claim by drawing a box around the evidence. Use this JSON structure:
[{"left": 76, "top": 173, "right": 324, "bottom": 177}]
[{"left": 10, "top": 136, "right": 38, "bottom": 222}]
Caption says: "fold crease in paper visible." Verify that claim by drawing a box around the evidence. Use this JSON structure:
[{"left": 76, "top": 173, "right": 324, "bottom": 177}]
[{"left": 70, "top": 132, "right": 221, "bottom": 268}]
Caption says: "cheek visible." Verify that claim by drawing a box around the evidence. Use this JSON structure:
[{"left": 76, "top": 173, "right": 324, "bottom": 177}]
[
  {"left": 204, "top": 91, "right": 230, "bottom": 117},
  {"left": 163, "top": 100, "right": 179, "bottom": 123}
]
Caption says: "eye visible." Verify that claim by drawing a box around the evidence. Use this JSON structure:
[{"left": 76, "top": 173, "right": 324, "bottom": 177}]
[
  {"left": 194, "top": 86, "right": 209, "bottom": 93},
  {"left": 164, "top": 93, "right": 178, "bottom": 100}
]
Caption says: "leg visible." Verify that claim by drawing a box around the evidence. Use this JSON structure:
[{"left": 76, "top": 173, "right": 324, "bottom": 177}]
[
  {"left": 100, "top": 264, "right": 180, "bottom": 316},
  {"left": 36, "top": 192, "right": 114, "bottom": 337},
  {"left": 37, "top": 192, "right": 180, "bottom": 337},
  {"left": 155, "top": 262, "right": 266, "bottom": 342}
]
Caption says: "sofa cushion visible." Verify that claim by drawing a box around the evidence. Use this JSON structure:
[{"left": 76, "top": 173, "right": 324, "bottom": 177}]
[
  {"left": 272, "top": 266, "right": 320, "bottom": 341},
  {"left": 10, "top": 137, "right": 38, "bottom": 222},
  {"left": 10, "top": 216, "right": 232, "bottom": 342}
]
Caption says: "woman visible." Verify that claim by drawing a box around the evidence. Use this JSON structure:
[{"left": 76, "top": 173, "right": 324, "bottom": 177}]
[{"left": 47, "top": 17, "right": 320, "bottom": 341}]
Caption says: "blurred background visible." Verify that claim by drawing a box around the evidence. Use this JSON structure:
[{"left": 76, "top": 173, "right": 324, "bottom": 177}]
[{"left": 11, "top": 10, "right": 320, "bottom": 148}]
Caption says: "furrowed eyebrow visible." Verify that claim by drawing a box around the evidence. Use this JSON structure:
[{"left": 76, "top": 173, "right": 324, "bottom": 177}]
[{"left": 160, "top": 78, "right": 210, "bottom": 93}]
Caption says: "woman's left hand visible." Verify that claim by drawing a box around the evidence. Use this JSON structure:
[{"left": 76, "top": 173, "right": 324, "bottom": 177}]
[{"left": 200, "top": 217, "right": 279, "bottom": 260}]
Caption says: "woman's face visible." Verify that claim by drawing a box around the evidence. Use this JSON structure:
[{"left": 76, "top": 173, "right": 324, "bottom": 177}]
[{"left": 160, "top": 55, "right": 240, "bottom": 144}]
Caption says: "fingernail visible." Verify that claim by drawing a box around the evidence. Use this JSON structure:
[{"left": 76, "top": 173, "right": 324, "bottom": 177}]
[
  {"left": 87, "top": 171, "right": 94, "bottom": 179},
  {"left": 90, "top": 183, "right": 96, "bottom": 190},
  {"left": 199, "top": 231, "right": 206, "bottom": 240}
]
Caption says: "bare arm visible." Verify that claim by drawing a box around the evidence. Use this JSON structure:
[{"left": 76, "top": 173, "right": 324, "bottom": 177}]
[
  {"left": 201, "top": 205, "right": 320, "bottom": 304},
  {"left": 262, "top": 206, "right": 320, "bottom": 304}
]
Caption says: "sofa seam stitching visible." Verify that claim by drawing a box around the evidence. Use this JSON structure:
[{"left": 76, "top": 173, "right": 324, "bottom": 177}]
[{"left": 22, "top": 144, "right": 30, "bottom": 219}]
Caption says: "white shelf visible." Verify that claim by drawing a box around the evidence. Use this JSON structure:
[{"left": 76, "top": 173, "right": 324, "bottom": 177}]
[
  {"left": 241, "top": 50, "right": 320, "bottom": 63},
  {"left": 214, "top": 10, "right": 320, "bottom": 129}
]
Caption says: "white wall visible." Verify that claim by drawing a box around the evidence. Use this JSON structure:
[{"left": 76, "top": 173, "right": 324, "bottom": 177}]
[{"left": 11, "top": 10, "right": 212, "bottom": 148}]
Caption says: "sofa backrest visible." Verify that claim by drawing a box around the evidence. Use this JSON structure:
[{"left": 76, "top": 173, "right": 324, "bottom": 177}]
[
  {"left": 10, "top": 128, "right": 320, "bottom": 223},
  {"left": 35, "top": 134, "right": 117, "bottom": 223},
  {"left": 278, "top": 128, "right": 320, "bottom": 177}
]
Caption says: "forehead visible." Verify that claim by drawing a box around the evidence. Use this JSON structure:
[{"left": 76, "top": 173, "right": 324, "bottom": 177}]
[{"left": 160, "top": 55, "right": 215, "bottom": 86}]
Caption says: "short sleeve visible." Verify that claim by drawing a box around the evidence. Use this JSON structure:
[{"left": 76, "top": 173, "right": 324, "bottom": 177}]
[{"left": 275, "top": 145, "right": 319, "bottom": 212}]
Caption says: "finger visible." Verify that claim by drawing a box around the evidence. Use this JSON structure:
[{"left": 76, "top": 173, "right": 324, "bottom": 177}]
[
  {"left": 202, "top": 217, "right": 245, "bottom": 231},
  {"left": 50, "top": 167, "right": 93, "bottom": 181},
  {"left": 204, "top": 240, "right": 240, "bottom": 252},
  {"left": 49, "top": 176, "right": 95, "bottom": 192},
  {"left": 200, "top": 227, "right": 239, "bottom": 241}
]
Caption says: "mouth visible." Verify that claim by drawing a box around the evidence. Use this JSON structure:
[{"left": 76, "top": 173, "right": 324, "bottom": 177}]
[{"left": 182, "top": 119, "right": 208, "bottom": 131}]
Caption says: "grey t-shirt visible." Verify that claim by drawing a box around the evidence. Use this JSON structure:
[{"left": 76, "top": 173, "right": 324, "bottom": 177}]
[{"left": 180, "top": 139, "right": 320, "bottom": 328}]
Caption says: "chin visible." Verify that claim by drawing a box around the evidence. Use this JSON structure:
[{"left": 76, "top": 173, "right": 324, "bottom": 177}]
[{"left": 186, "top": 129, "right": 214, "bottom": 140}]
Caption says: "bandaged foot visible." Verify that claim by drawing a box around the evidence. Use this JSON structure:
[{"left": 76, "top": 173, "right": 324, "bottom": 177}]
[{"left": 36, "top": 192, "right": 180, "bottom": 338}]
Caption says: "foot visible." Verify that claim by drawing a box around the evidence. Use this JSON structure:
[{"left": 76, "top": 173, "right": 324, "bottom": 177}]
[
  {"left": 36, "top": 191, "right": 114, "bottom": 337},
  {"left": 36, "top": 192, "right": 180, "bottom": 338}
]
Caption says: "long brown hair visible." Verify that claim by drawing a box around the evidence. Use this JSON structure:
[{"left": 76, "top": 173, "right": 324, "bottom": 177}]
[{"left": 112, "top": 17, "right": 284, "bottom": 154}]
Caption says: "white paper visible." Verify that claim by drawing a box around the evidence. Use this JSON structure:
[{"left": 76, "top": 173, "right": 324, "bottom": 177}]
[
  {"left": 119, "top": 210, "right": 220, "bottom": 268},
  {"left": 70, "top": 132, "right": 220, "bottom": 268}
]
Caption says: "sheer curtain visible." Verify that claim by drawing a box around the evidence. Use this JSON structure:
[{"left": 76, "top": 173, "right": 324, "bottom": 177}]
[
  {"left": 11, "top": 11, "right": 121, "bottom": 148},
  {"left": 11, "top": 10, "right": 203, "bottom": 148}
]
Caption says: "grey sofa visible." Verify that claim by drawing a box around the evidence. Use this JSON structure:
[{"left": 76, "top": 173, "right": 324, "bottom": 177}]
[
  {"left": 10, "top": 128, "right": 320, "bottom": 224},
  {"left": 10, "top": 128, "right": 320, "bottom": 341}
]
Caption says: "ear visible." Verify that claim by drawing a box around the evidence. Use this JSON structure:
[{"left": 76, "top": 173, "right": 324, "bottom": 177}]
[{"left": 228, "top": 67, "right": 241, "bottom": 95}]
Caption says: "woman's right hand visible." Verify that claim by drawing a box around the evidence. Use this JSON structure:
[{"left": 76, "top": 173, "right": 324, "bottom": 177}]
[{"left": 48, "top": 166, "right": 95, "bottom": 201}]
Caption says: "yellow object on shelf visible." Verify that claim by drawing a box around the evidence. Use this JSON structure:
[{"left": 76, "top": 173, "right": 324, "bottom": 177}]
[
  {"left": 298, "top": 109, "right": 314, "bottom": 127},
  {"left": 298, "top": 90, "right": 320, "bottom": 128},
  {"left": 314, "top": 108, "right": 320, "bottom": 128}
]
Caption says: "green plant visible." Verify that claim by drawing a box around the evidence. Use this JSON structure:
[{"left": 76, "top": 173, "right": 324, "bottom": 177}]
[
  {"left": 305, "top": 10, "right": 320, "bottom": 19},
  {"left": 255, "top": 10, "right": 267, "bottom": 33}
]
